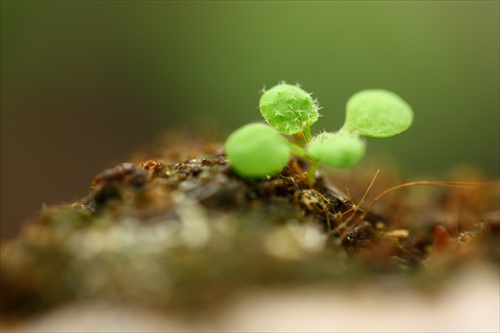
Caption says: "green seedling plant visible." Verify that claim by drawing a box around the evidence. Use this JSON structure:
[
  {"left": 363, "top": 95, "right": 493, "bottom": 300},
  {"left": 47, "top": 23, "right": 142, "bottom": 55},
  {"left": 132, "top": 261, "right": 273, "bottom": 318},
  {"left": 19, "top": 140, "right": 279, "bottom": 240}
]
[{"left": 225, "top": 82, "right": 413, "bottom": 184}]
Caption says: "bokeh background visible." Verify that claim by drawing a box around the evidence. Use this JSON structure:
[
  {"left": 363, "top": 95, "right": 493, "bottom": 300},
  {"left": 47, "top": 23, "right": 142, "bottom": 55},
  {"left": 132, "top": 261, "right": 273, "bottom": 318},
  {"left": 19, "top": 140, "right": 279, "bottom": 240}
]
[{"left": 1, "top": 1, "right": 499, "bottom": 239}]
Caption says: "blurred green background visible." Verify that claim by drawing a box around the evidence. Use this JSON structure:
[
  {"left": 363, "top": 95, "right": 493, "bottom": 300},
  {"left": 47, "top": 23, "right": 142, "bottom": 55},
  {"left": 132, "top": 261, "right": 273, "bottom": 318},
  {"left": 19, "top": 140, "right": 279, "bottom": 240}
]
[{"left": 1, "top": 1, "right": 499, "bottom": 239}]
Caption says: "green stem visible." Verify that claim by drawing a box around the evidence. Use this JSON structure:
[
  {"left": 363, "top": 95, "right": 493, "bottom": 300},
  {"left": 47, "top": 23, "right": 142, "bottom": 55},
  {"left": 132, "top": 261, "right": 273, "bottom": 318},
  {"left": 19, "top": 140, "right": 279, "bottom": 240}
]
[
  {"left": 308, "top": 160, "right": 320, "bottom": 184},
  {"left": 288, "top": 142, "right": 306, "bottom": 157},
  {"left": 289, "top": 140, "right": 318, "bottom": 185},
  {"left": 302, "top": 126, "right": 313, "bottom": 144}
]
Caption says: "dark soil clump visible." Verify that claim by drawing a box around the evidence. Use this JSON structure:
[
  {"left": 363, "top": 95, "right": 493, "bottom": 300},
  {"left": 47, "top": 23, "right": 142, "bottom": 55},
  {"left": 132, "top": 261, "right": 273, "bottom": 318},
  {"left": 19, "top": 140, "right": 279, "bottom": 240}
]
[{"left": 1, "top": 132, "right": 498, "bottom": 319}]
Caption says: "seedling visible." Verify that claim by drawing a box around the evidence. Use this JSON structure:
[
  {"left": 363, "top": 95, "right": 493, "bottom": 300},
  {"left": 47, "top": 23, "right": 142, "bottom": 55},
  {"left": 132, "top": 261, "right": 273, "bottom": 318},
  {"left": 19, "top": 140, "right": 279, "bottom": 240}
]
[{"left": 225, "top": 83, "right": 413, "bottom": 183}]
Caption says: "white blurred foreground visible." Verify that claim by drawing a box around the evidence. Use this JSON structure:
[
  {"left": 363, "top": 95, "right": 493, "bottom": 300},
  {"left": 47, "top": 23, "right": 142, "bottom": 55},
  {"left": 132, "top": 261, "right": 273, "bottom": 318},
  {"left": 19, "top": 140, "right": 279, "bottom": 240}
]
[{"left": 3, "top": 264, "right": 498, "bottom": 333}]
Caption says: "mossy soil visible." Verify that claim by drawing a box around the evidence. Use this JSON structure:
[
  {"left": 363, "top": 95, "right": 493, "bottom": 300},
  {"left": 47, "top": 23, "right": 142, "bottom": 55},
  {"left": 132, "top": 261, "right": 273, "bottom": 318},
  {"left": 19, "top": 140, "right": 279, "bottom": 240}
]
[{"left": 1, "top": 131, "right": 499, "bottom": 320}]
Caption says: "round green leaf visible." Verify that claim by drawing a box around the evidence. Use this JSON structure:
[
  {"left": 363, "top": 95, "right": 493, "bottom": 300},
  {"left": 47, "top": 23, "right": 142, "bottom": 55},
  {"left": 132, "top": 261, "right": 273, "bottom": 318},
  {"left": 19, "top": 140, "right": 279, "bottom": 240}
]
[
  {"left": 307, "top": 133, "right": 366, "bottom": 168},
  {"left": 259, "top": 83, "right": 319, "bottom": 135},
  {"left": 225, "top": 123, "right": 291, "bottom": 178},
  {"left": 344, "top": 90, "right": 413, "bottom": 138}
]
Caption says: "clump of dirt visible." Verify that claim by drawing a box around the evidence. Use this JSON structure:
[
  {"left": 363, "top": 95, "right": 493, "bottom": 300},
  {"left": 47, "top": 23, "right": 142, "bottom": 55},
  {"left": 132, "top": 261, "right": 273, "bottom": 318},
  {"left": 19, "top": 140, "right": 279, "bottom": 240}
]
[{"left": 1, "top": 131, "right": 498, "bottom": 319}]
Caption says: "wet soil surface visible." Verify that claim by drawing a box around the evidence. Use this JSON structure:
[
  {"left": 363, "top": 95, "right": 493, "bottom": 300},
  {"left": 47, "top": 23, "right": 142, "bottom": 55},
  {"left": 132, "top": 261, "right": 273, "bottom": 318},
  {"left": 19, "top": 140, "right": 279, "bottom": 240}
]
[{"left": 1, "top": 132, "right": 499, "bottom": 319}]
